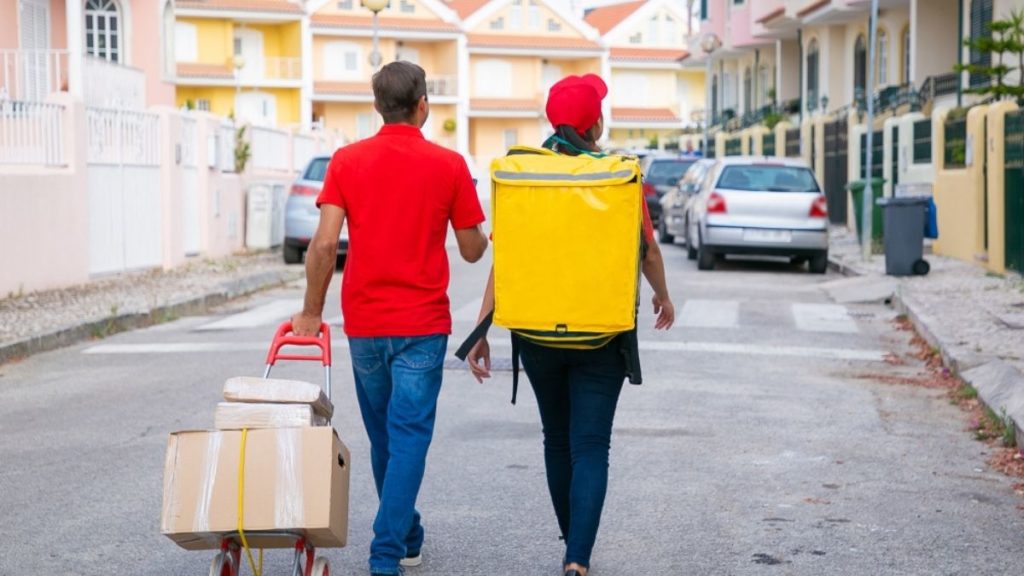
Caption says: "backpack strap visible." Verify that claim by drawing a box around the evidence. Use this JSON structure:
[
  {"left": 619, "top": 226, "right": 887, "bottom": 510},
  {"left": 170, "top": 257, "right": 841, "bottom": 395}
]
[
  {"left": 511, "top": 333, "right": 521, "bottom": 405},
  {"left": 454, "top": 309, "right": 493, "bottom": 361}
]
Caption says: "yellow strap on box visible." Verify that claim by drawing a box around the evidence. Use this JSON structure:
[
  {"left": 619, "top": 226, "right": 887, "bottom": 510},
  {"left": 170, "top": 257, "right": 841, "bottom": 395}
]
[{"left": 238, "top": 428, "right": 263, "bottom": 576}]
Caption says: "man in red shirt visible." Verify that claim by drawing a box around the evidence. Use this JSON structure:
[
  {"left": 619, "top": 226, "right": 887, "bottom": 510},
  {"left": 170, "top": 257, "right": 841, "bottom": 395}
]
[{"left": 292, "top": 61, "right": 488, "bottom": 576}]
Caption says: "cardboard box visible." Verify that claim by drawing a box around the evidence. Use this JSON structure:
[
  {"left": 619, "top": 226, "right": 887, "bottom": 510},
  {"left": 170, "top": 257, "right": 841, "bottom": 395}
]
[
  {"left": 214, "top": 402, "right": 328, "bottom": 430},
  {"left": 223, "top": 376, "right": 333, "bottom": 419},
  {"left": 161, "top": 427, "right": 349, "bottom": 550}
]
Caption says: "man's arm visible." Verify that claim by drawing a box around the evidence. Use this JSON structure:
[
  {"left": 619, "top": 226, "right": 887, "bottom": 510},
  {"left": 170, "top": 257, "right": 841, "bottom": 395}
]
[
  {"left": 292, "top": 204, "right": 346, "bottom": 336},
  {"left": 641, "top": 240, "right": 675, "bottom": 330},
  {"left": 454, "top": 226, "right": 488, "bottom": 263}
]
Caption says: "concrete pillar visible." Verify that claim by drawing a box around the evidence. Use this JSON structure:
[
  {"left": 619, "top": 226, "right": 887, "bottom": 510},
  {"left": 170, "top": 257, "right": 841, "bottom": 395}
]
[
  {"left": 300, "top": 14, "right": 314, "bottom": 127},
  {"left": 456, "top": 35, "right": 470, "bottom": 155},
  {"left": 65, "top": 0, "right": 83, "bottom": 98},
  {"left": 156, "top": 107, "right": 185, "bottom": 270}
]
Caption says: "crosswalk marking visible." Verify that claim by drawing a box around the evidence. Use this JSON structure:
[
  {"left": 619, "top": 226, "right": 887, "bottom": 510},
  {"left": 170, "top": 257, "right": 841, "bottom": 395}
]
[
  {"left": 791, "top": 303, "right": 859, "bottom": 334},
  {"left": 679, "top": 299, "right": 739, "bottom": 329},
  {"left": 196, "top": 299, "right": 303, "bottom": 331},
  {"left": 83, "top": 339, "right": 886, "bottom": 362},
  {"left": 451, "top": 297, "right": 484, "bottom": 322}
]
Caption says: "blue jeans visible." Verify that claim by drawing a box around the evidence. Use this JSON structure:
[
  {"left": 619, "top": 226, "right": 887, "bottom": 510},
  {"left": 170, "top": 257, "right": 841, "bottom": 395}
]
[
  {"left": 348, "top": 335, "right": 448, "bottom": 575},
  {"left": 519, "top": 338, "right": 626, "bottom": 569}
]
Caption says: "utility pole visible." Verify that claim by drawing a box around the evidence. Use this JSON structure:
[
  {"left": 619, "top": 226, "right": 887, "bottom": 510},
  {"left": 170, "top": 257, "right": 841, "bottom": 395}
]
[{"left": 862, "top": 0, "right": 880, "bottom": 261}]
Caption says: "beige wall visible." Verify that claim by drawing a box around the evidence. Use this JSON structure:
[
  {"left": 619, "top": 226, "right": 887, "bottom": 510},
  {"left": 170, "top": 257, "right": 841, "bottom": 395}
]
[
  {"left": 318, "top": 102, "right": 379, "bottom": 141},
  {"left": 314, "top": 37, "right": 458, "bottom": 83},
  {"left": 470, "top": 55, "right": 543, "bottom": 100},
  {"left": 470, "top": 117, "right": 542, "bottom": 172},
  {"left": 316, "top": 0, "right": 443, "bottom": 21},
  {"left": 933, "top": 105, "right": 989, "bottom": 264},
  {"left": 915, "top": 0, "right": 958, "bottom": 82},
  {"left": 472, "top": 3, "right": 583, "bottom": 38}
]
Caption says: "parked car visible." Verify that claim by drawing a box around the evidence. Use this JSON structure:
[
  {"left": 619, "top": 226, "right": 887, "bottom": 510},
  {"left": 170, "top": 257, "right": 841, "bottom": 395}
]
[
  {"left": 659, "top": 159, "right": 715, "bottom": 244},
  {"left": 284, "top": 155, "right": 348, "bottom": 264},
  {"left": 684, "top": 157, "right": 830, "bottom": 273},
  {"left": 641, "top": 155, "right": 699, "bottom": 234}
]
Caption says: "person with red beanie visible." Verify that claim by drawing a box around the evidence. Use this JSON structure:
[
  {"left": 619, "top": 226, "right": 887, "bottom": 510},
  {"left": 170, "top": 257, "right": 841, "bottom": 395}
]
[{"left": 466, "top": 74, "right": 675, "bottom": 576}]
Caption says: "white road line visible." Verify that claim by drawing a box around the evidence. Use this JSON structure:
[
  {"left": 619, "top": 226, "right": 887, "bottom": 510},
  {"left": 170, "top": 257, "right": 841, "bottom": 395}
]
[
  {"left": 679, "top": 299, "right": 739, "bottom": 329},
  {"left": 196, "top": 299, "right": 304, "bottom": 331},
  {"left": 451, "top": 297, "right": 484, "bottom": 322},
  {"left": 83, "top": 339, "right": 885, "bottom": 362},
  {"left": 792, "top": 303, "right": 859, "bottom": 334}
]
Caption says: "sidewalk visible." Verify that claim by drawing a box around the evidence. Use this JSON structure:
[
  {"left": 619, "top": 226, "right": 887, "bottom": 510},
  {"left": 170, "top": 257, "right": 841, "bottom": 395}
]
[
  {"left": 0, "top": 251, "right": 302, "bottom": 365},
  {"left": 828, "top": 226, "right": 1024, "bottom": 435}
]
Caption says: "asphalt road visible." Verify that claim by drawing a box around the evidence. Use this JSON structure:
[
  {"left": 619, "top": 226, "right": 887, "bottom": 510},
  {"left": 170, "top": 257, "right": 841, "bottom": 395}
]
[{"left": 1, "top": 242, "right": 1022, "bottom": 575}]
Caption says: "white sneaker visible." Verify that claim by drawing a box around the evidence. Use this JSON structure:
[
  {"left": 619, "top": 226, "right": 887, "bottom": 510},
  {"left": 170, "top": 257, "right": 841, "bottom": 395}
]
[{"left": 400, "top": 551, "right": 423, "bottom": 568}]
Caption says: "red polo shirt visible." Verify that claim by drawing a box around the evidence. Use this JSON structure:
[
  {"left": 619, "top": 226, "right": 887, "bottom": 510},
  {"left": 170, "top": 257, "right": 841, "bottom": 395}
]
[{"left": 316, "top": 124, "right": 485, "bottom": 337}]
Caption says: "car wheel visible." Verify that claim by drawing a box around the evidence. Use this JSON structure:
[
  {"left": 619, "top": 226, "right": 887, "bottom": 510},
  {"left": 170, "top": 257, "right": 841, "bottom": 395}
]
[
  {"left": 686, "top": 219, "right": 698, "bottom": 260},
  {"left": 283, "top": 244, "right": 303, "bottom": 265},
  {"left": 809, "top": 251, "right": 828, "bottom": 274},
  {"left": 697, "top": 235, "right": 715, "bottom": 271},
  {"left": 791, "top": 256, "right": 808, "bottom": 266},
  {"left": 658, "top": 221, "right": 675, "bottom": 244}
]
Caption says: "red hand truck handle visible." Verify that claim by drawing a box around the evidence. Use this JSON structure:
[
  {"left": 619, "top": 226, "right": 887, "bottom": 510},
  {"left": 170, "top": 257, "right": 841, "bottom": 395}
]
[{"left": 265, "top": 320, "right": 332, "bottom": 367}]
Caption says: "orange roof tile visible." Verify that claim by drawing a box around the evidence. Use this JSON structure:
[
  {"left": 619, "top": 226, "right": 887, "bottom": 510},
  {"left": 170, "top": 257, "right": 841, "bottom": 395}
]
[
  {"left": 311, "top": 13, "right": 460, "bottom": 32},
  {"left": 797, "top": 0, "right": 830, "bottom": 17},
  {"left": 466, "top": 34, "right": 601, "bottom": 51},
  {"left": 176, "top": 0, "right": 303, "bottom": 14},
  {"left": 177, "top": 62, "right": 234, "bottom": 79},
  {"left": 609, "top": 47, "right": 689, "bottom": 62},
  {"left": 445, "top": 0, "right": 491, "bottom": 19},
  {"left": 470, "top": 98, "right": 541, "bottom": 112},
  {"left": 756, "top": 7, "right": 786, "bottom": 24},
  {"left": 583, "top": 1, "right": 645, "bottom": 35},
  {"left": 611, "top": 107, "right": 681, "bottom": 122},
  {"left": 314, "top": 81, "right": 373, "bottom": 96}
]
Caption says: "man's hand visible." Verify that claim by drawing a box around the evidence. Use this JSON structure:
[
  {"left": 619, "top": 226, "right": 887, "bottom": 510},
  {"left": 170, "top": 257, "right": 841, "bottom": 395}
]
[
  {"left": 467, "top": 338, "right": 491, "bottom": 383},
  {"left": 291, "top": 312, "right": 323, "bottom": 337},
  {"left": 652, "top": 294, "right": 675, "bottom": 330}
]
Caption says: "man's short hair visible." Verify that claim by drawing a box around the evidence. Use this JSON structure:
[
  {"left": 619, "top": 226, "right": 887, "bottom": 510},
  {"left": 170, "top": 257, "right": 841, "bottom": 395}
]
[{"left": 372, "top": 61, "right": 427, "bottom": 124}]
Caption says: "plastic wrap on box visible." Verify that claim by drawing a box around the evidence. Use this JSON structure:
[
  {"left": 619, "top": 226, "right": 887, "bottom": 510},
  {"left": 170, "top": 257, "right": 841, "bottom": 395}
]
[
  {"left": 223, "top": 376, "right": 333, "bottom": 418},
  {"left": 214, "top": 402, "right": 329, "bottom": 430}
]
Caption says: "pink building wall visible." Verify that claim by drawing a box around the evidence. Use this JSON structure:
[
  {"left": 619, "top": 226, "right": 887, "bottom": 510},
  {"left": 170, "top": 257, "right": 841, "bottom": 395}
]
[
  {"left": 0, "top": 4, "right": 18, "bottom": 51},
  {"left": 700, "top": 0, "right": 727, "bottom": 42},
  {"left": 729, "top": 4, "right": 757, "bottom": 47},
  {"left": 751, "top": 0, "right": 786, "bottom": 38},
  {"left": 131, "top": 0, "right": 176, "bottom": 107}
]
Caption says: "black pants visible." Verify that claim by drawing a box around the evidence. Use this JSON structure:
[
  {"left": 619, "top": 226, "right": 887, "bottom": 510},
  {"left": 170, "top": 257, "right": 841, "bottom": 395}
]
[{"left": 519, "top": 338, "right": 626, "bottom": 569}]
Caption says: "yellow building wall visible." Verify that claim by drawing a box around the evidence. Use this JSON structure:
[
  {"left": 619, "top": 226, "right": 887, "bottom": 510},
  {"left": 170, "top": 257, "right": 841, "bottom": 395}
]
[
  {"left": 176, "top": 87, "right": 300, "bottom": 125},
  {"left": 470, "top": 117, "right": 542, "bottom": 170},
  {"left": 279, "top": 22, "right": 302, "bottom": 58},
  {"left": 469, "top": 55, "right": 542, "bottom": 100},
  {"left": 181, "top": 18, "right": 233, "bottom": 66},
  {"left": 318, "top": 102, "right": 378, "bottom": 141},
  {"left": 932, "top": 106, "right": 989, "bottom": 263},
  {"left": 985, "top": 101, "right": 1017, "bottom": 274}
]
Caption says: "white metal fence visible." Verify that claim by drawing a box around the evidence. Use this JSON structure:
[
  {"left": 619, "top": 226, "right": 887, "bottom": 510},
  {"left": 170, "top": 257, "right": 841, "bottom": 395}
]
[
  {"left": 0, "top": 100, "right": 65, "bottom": 166},
  {"left": 86, "top": 108, "right": 161, "bottom": 166},
  {"left": 0, "top": 49, "right": 67, "bottom": 102},
  {"left": 292, "top": 133, "right": 317, "bottom": 172},
  {"left": 427, "top": 76, "right": 458, "bottom": 97},
  {"left": 220, "top": 120, "right": 236, "bottom": 173},
  {"left": 83, "top": 57, "right": 146, "bottom": 110},
  {"left": 250, "top": 125, "right": 290, "bottom": 172},
  {"left": 180, "top": 115, "right": 201, "bottom": 256}
]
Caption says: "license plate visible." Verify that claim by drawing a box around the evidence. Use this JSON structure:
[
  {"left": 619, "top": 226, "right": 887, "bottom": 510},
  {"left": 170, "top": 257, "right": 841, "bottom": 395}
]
[{"left": 743, "top": 229, "right": 792, "bottom": 243}]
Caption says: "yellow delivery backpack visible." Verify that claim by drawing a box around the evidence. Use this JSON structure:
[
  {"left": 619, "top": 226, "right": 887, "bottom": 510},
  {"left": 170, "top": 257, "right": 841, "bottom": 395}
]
[{"left": 456, "top": 146, "right": 645, "bottom": 403}]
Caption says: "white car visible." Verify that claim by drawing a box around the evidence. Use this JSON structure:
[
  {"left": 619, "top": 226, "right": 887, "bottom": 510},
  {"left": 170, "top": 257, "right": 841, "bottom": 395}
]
[{"left": 685, "top": 157, "right": 830, "bottom": 273}]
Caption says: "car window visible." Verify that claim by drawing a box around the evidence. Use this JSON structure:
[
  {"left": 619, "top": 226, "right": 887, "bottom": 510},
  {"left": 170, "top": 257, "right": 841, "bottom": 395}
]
[
  {"left": 646, "top": 160, "right": 695, "bottom": 185},
  {"left": 303, "top": 158, "right": 330, "bottom": 182},
  {"left": 716, "top": 165, "right": 820, "bottom": 192},
  {"left": 682, "top": 162, "right": 705, "bottom": 184}
]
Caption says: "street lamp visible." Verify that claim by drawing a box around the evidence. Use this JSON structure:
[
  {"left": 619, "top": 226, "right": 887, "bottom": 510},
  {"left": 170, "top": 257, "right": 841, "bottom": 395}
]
[
  {"left": 700, "top": 32, "right": 721, "bottom": 157},
  {"left": 820, "top": 94, "right": 829, "bottom": 114},
  {"left": 362, "top": 0, "right": 389, "bottom": 73},
  {"left": 232, "top": 55, "right": 246, "bottom": 118}
]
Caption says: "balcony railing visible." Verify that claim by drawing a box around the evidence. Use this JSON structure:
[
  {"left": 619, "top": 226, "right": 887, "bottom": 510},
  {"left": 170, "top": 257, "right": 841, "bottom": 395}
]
[
  {"left": 83, "top": 56, "right": 145, "bottom": 109},
  {"left": 919, "top": 73, "right": 959, "bottom": 106},
  {"left": 236, "top": 57, "right": 303, "bottom": 82},
  {"left": 0, "top": 50, "right": 68, "bottom": 102},
  {"left": 427, "top": 76, "right": 457, "bottom": 97},
  {"left": 0, "top": 99, "right": 66, "bottom": 166}
]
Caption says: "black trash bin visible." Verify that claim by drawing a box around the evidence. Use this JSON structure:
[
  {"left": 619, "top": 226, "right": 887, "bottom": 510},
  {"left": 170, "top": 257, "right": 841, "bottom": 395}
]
[{"left": 876, "top": 196, "right": 930, "bottom": 276}]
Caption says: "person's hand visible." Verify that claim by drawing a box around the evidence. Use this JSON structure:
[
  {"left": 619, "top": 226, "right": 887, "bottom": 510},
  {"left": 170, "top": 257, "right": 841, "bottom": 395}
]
[
  {"left": 652, "top": 294, "right": 675, "bottom": 330},
  {"left": 291, "top": 312, "right": 323, "bottom": 337},
  {"left": 467, "top": 338, "right": 491, "bottom": 383}
]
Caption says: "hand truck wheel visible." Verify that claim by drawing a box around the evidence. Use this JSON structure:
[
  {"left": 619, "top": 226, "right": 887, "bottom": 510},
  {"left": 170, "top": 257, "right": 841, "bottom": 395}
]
[
  {"left": 311, "top": 557, "right": 330, "bottom": 576},
  {"left": 208, "top": 551, "right": 237, "bottom": 576}
]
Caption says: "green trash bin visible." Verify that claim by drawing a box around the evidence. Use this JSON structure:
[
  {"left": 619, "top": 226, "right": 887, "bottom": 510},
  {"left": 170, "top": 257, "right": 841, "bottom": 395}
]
[{"left": 847, "top": 178, "right": 885, "bottom": 244}]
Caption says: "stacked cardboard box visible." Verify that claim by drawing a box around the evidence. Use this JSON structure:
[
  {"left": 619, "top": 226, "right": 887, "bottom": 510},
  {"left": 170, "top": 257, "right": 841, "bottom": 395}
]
[{"left": 161, "top": 377, "right": 349, "bottom": 550}]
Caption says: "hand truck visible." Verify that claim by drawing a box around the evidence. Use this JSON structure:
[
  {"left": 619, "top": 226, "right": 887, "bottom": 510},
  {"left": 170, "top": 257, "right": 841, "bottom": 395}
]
[{"left": 207, "top": 320, "right": 334, "bottom": 576}]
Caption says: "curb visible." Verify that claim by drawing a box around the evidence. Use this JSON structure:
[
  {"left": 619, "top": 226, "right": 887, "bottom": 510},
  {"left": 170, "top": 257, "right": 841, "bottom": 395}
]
[
  {"left": 0, "top": 269, "right": 302, "bottom": 366},
  {"left": 827, "top": 255, "right": 862, "bottom": 277}
]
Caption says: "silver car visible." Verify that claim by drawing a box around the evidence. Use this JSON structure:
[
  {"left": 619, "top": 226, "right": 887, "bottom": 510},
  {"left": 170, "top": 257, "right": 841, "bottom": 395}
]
[
  {"left": 685, "top": 157, "right": 830, "bottom": 273},
  {"left": 659, "top": 159, "right": 715, "bottom": 244},
  {"left": 284, "top": 155, "right": 349, "bottom": 264}
]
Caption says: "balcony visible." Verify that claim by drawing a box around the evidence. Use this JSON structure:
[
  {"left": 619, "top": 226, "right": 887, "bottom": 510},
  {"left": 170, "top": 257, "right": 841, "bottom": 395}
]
[
  {"left": 236, "top": 57, "right": 303, "bottom": 82},
  {"left": 426, "top": 76, "right": 457, "bottom": 98},
  {"left": 1, "top": 50, "right": 145, "bottom": 109}
]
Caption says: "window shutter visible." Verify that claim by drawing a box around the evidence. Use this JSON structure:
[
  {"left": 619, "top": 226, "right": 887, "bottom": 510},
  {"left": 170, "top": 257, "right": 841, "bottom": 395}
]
[
  {"left": 700, "top": 0, "right": 708, "bottom": 20},
  {"left": 970, "top": 0, "right": 993, "bottom": 88}
]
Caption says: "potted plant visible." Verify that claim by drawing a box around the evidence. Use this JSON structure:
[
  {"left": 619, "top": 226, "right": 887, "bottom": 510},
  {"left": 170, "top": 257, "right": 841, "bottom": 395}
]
[{"left": 443, "top": 118, "right": 457, "bottom": 133}]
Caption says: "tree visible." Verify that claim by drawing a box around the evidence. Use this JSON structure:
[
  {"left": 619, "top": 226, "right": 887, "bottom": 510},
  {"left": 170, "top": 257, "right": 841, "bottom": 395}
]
[{"left": 955, "top": 9, "right": 1024, "bottom": 102}]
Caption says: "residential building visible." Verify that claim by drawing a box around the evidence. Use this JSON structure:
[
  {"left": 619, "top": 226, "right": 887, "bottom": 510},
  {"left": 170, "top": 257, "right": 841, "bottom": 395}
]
[
  {"left": 309, "top": 0, "right": 463, "bottom": 148},
  {"left": 584, "top": 0, "right": 705, "bottom": 149},
  {"left": 2, "top": 0, "right": 176, "bottom": 109},
  {"left": 172, "top": 0, "right": 305, "bottom": 126},
  {"left": 453, "top": 0, "right": 605, "bottom": 170}
]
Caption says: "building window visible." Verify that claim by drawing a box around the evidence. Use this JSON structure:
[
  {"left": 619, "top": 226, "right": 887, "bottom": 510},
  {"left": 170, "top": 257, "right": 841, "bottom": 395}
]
[
  {"left": 474, "top": 59, "right": 512, "bottom": 97},
  {"left": 876, "top": 28, "right": 889, "bottom": 85},
  {"left": 549, "top": 19, "right": 562, "bottom": 32},
  {"left": 174, "top": 22, "right": 197, "bottom": 62},
  {"left": 503, "top": 129, "right": 518, "bottom": 150},
  {"left": 806, "top": 38, "right": 820, "bottom": 110},
  {"left": 700, "top": 0, "right": 708, "bottom": 20},
  {"left": 396, "top": 45, "right": 420, "bottom": 64},
  {"left": 85, "top": 0, "right": 123, "bottom": 63},
  {"left": 969, "top": 0, "right": 993, "bottom": 88},
  {"left": 648, "top": 16, "right": 660, "bottom": 45},
  {"left": 356, "top": 113, "right": 375, "bottom": 140},
  {"left": 162, "top": 0, "right": 175, "bottom": 76},
  {"left": 758, "top": 64, "right": 769, "bottom": 107},
  {"left": 337, "top": 0, "right": 353, "bottom": 8},
  {"left": 400, "top": 0, "right": 415, "bottom": 13},
  {"left": 324, "top": 41, "right": 361, "bottom": 80},
  {"left": 510, "top": 0, "right": 522, "bottom": 29},
  {"left": 628, "top": 32, "right": 641, "bottom": 44},
  {"left": 901, "top": 27, "right": 911, "bottom": 84},
  {"left": 613, "top": 72, "right": 648, "bottom": 107},
  {"left": 490, "top": 17, "right": 505, "bottom": 30},
  {"left": 528, "top": 0, "right": 540, "bottom": 30},
  {"left": 854, "top": 34, "right": 866, "bottom": 101},
  {"left": 196, "top": 99, "right": 211, "bottom": 111},
  {"left": 711, "top": 74, "right": 718, "bottom": 120}
]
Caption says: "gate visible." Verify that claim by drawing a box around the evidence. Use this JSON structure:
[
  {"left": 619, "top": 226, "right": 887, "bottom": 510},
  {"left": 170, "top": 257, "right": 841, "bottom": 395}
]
[
  {"left": 890, "top": 124, "right": 899, "bottom": 189},
  {"left": 181, "top": 115, "right": 200, "bottom": 257},
  {"left": 86, "top": 108, "right": 162, "bottom": 275},
  {"left": 823, "top": 117, "right": 849, "bottom": 224},
  {"left": 1006, "top": 110, "right": 1024, "bottom": 274},
  {"left": 785, "top": 128, "right": 800, "bottom": 157}
]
